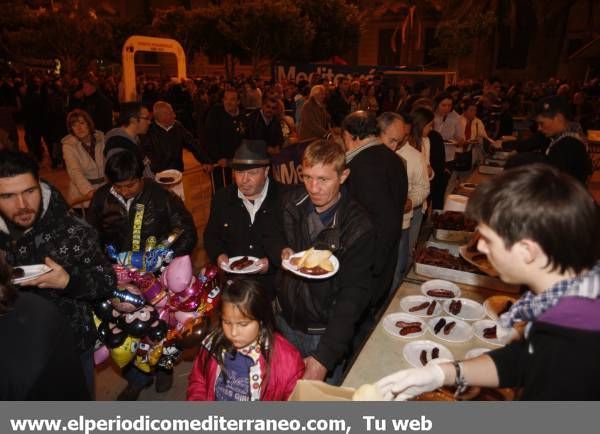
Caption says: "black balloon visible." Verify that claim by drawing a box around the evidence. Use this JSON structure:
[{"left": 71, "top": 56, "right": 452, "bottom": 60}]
[
  {"left": 94, "top": 300, "right": 115, "bottom": 322},
  {"left": 147, "top": 320, "right": 168, "bottom": 342},
  {"left": 103, "top": 323, "right": 127, "bottom": 348}
]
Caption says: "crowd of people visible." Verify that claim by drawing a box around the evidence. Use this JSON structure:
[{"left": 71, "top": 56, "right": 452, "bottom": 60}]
[{"left": 0, "top": 66, "right": 599, "bottom": 401}]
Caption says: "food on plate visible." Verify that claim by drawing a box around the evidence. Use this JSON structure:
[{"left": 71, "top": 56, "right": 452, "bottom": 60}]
[
  {"left": 417, "top": 246, "right": 481, "bottom": 274},
  {"left": 443, "top": 321, "right": 456, "bottom": 335},
  {"left": 395, "top": 320, "right": 422, "bottom": 328},
  {"left": 159, "top": 176, "right": 175, "bottom": 183},
  {"left": 409, "top": 301, "right": 430, "bottom": 312},
  {"left": 352, "top": 384, "right": 383, "bottom": 401},
  {"left": 427, "top": 289, "right": 455, "bottom": 298},
  {"left": 432, "top": 211, "right": 477, "bottom": 232},
  {"left": 426, "top": 300, "right": 437, "bottom": 315},
  {"left": 291, "top": 248, "right": 334, "bottom": 275},
  {"left": 431, "top": 347, "right": 439, "bottom": 359},
  {"left": 498, "top": 300, "right": 514, "bottom": 316},
  {"left": 434, "top": 318, "right": 447, "bottom": 334},
  {"left": 483, "top": 325, "right": 497, "bottom": 339},
  {"left": 230, "top": 256, "right": 255, "bottom": 270},
  {"left": 12, "top": 267, "right": 25, "bottom": 278},
  {"left": 399, "top": 325, "right": 422, "bottom": 336},
  {"left": 420, "top": 350, "right": 428, "bottom": 366},
  {"left": 449, "top": 300, "right": 462, "bottom": 315}
]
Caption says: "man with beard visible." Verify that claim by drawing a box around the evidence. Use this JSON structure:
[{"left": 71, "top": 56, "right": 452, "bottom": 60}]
[{"left": 0, "top": 150, "right": 115, "bottom": 398}]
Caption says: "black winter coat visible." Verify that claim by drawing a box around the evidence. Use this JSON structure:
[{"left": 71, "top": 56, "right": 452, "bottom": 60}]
[
  {"left": 0, "top": 183, "right": 115, "bottom": 353},
  {"left": 204, "top": 180, "right": 286, "bottom": 268},
  {"left": 87, "top": 180, "right": 197, "bottom": 257},
  {"left": 244, "top": 109, "right": 284, "bottom": 149},
  {"left": 141, "top": 121, "right": 210, "bottom": 173},
  {"left": 278, "top": 187, "right": 375, "bottom": 371}
]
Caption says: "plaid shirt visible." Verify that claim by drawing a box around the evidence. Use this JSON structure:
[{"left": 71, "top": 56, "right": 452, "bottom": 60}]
[{"left": 500, "top": 262, "right": 600, "bottom": 328}]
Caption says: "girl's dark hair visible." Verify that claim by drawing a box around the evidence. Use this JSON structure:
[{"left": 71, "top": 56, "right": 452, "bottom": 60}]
[
  {"left": 105, "top": 150, "right": 144, "bottom": 183},
  {"left": 433, "top": 92, "right": 453, "bottom": 110},
  {"left": 0, "top": 253, "right": 18, "bottom": 315},
  {"left": 408, "top": 107, "right": 434, "bottom": 151},
  {"left": 203, "top": 279, "right": 276, "bottom": 395}
]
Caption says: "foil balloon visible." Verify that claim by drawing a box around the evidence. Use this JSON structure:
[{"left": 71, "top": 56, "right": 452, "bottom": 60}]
[
  {"left": 112, "top": 264, "right": 133, "bottom": 284},
  {"left": 117, "top": 305, "right": 159, "bottom": 338},
  {"left": 94, "top": 300, "right": 120, "bottom": 322},
  {"left": 94, "top": 345, "right": 109, "bottom": 365},
  {"left": 137, "top": 272, "right": 167, "bottom": 306},
  {"left": 111, "top": 284, "right": 146, "bottom": 313},
  {"left": 177, "top": 319, "right": 207, "bottom": 349},
  {"left": 147, "top": 320, "right": 168, "bottom": 342},
  {"left": 100, "top": 322, "right": 128, "bottom": 349},
  {"left": 134, "top": 341, "right": 163, "bottom": 373},
  {"left": 110, "top": 335, "right": 140, "bottom": 368},
  {"left": 165, "top": 255, "right": 193, "bottom": 293}
]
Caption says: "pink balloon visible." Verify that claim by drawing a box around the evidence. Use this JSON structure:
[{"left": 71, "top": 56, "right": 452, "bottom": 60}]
[
  {"left": 166, "top": 256, "right": 193, "bottom": 293},
  {"left": 94, "top": 345, "right": 109, "bottom": 365},
  {"left": 174, "top": 310, "right": 201, "bottom": 325}
]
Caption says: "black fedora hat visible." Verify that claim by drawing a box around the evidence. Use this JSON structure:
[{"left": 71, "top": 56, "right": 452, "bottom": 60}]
[{"left": 229, "top": 139, "right": 270, "bottom": 170}]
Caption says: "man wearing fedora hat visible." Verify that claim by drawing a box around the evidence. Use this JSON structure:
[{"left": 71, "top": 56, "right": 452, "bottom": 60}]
[{"left": 204, "top": 139, "right": 287, "bottom": 299}]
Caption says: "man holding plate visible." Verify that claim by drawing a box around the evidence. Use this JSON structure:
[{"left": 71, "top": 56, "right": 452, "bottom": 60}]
[
  {"left": 204, "top": 139, "right": 287, "bottom": 300},
  {"left": 278, "top": 139, "right": 375, "bottom": 384}
]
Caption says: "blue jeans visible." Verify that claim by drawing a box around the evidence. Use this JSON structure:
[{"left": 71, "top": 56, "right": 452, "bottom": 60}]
[{"left": 276, "top": 315, "right": 346, "bottom": 385}]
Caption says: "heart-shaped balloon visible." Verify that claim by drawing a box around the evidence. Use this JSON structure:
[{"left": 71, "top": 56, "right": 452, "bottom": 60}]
[{"left": 165, "top": 255, "right": 193, "bottom": 293}]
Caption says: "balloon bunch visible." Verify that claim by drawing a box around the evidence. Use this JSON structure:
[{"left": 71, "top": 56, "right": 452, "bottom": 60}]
[{"left": 93, "top": 256, "right": 222, "bottom": 372}]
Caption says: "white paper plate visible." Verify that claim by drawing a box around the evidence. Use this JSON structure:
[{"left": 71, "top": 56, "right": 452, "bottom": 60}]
[
  {"left": 465, "top": 347, "right": 491, "bottom": 359},
  {"left": 155, "top": 169, "right": 183, "bottom": 186},
  {"left": 282, "top": 251, "right": 339, "bottom": 279},
  {"left": 220, "top": 256, "right": 261, "bottom": 274},
  {"left": 473, "top": 319, "right": 504, "bottom": 347},
  {"left": 420, "top": 279, "right": 461, "bottom": 300},
  {"left": 427, "top": 316, "right": 473, "bottom": 343},
  {"left": 403, "top": 340, "right": 454, "bottom": 368},
  {"left": 442, "top": 297, "right": 485, "bottom": 321},
  {"left": 11, "top": 264, "right": 52, "bottom": 284},
  {"left": 483, "top": 295, "right": 518, "bottom": 320},
  {"left": 400, "top": 295, "right": 442, "bottom": 317},
  {"left": 382, "top": 312, "right": 426, "bottom": 339}
]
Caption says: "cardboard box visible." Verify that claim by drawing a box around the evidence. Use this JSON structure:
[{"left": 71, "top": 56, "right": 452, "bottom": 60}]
[{"left": 288, "top": 380, "right": 356, "bottom": 401}]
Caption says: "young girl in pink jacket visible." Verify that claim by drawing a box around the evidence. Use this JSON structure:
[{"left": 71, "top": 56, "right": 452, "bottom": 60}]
[{"left": 187, "top": 279, "right": 304, "bottom": 401}]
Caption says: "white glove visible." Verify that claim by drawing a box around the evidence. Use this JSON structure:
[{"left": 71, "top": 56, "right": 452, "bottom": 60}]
[
  {"left": 496, "top": 325, "right": 519, "bottom": 345},
  {"left": 375, "top": 363, "right": 445, "bottom": 401}
]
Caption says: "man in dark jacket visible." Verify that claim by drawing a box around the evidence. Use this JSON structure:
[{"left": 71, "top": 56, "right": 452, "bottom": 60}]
[
  {"left": 204, "top": 140, "right": 286, "bottom": 300},
  {"left": 142, "top": 101, "right": 212, "bottom": 173},
  {"left": 87, "top": 150, "right": 197, "bottom": 260},
  {"left": 244, "top": 95, "right": 284, "bottom": 154},
  {"left": 104, "top": 102, "right": 153, "bottom": 178},
  {"left": 278, "top": 140, "right": 375, "bottom": 384},
  {"left": 204, "top": 89, "right": 246, "bottom": 192},
  {"left": 87, "top": 149, "right": 198, "bottom": 399},
  {"left": 327, "top": 77, "right": 351, "bottom": 127},
  {"left": 82, "top": 76, "right": 113, "bottom": 133},
  {"left": 343, "top": 111, "right": 408, "bottom": 311},
  {"left": 0, "top": 150, "right": 115, "bottom": 397}
]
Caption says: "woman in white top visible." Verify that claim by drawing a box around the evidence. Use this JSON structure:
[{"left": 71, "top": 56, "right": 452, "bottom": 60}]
[
  {"left": 407, "top": 107, "right": 435, "bottom": 180},
  {"left": 61, "top": 109, "right": 106, "bottom": 211},
  {"left": 379, "top": 112, "right": 430, "bottom": 290},
  {"left": 433, "top": 93, "right": 464, "bottom": 162}
]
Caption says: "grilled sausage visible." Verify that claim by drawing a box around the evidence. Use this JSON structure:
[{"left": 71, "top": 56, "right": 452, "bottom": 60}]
[
  {"left": 426, "top": 300, "right": 437, "bottom": 315},
  {"left": 409, "top": 301, "right": 430, "bottom": 312},
  {"left": 443, "top": 321, "right": 456, "bottom": 335},
  {"left": 420, "top": 350, "right": 428, "bottom": 366},
  {"left": 230, "top": 256, "right": 254, "bottom": 270},
  {"left": 483, "top": 325, "right": 497, "bottom": 339},
  {"left": 395, "top": 321, "right": 422, "bottom": 328},
  {"left": 431, "top": 347, "right": 439, "bottom": 359},
  {"left": 427, "top": 289, "right": 455, "bottom": 298},
  {"left": 399, "top": 325, "right": 422, "bottom": 336},
  {"left": 434, "top": 318, "right": 447, "bottom": 334}
]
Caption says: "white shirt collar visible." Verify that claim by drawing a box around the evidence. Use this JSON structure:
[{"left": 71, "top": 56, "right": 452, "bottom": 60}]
[
  {"left": 237, "top": 178, "right": 270, "bottom": 224},
  {"left": 156, "top": 121, "right": 174, "bottom": 132}
]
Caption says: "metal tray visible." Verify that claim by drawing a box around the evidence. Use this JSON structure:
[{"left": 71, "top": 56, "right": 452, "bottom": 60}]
[
  {"left": 432, "top": 210, "right": 475, "bottom": 244},
  {"left": 414, "top": 241, "right": 520, "bottom": 293},
  {"left": 479, "top": 165, "right": 503, "bottom": 175}
]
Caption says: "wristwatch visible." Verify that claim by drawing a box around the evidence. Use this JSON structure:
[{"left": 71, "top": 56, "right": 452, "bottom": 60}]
[{"left": 452, "top": 361, "right": 469, "bottom": 397}]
